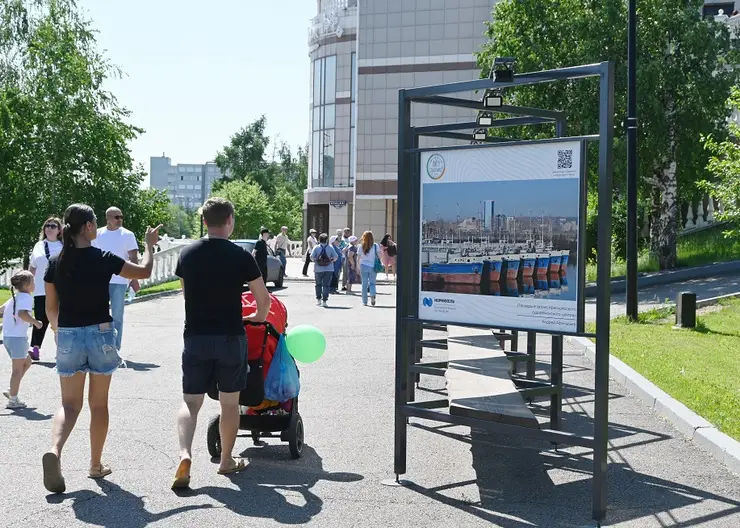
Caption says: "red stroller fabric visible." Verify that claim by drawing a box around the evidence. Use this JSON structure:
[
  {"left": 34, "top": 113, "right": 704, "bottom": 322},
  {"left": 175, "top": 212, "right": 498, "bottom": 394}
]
[{"left": 242, "top": 292, "right": 287, "bottom": 378}]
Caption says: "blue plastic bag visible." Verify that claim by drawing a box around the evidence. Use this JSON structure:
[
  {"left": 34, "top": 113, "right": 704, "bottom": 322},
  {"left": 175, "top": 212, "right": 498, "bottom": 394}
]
[{"left": 264, "top": 334, "right": 300, "bottom": 402}]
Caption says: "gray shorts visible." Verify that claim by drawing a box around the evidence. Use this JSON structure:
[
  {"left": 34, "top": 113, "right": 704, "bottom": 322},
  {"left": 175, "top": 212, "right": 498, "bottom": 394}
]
[
  {"left": 182, "top": 334, "right": 247, "bottom": 395},
  {"left": 4, "top": 336, "right": 29, "bottom": 360}
]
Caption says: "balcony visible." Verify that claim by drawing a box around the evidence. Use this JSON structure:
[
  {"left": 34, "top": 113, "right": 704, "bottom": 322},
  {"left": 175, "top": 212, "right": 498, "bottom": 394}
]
[{"left": 308, "top": 0, "right": 357, "bottom": 45}]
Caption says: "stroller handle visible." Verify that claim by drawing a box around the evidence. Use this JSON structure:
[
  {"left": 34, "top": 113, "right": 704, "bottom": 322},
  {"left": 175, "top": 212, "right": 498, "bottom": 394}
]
[{"left": 244, "top": 320, "right": 281, "bottom": 339}]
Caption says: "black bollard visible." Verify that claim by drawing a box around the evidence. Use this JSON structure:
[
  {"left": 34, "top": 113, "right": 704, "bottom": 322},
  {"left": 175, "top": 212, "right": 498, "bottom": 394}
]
[{"left": 675, "top": 292, "right": 697, "bottom": 329}]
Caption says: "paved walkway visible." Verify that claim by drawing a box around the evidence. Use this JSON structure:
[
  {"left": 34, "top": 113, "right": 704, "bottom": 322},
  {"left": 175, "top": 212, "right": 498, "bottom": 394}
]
[
  {"left": 585, "top": 271, "right": 740, "bottom": 321},
  {"left": 1, "top": 283, "right": 739, "bottom": 526}
]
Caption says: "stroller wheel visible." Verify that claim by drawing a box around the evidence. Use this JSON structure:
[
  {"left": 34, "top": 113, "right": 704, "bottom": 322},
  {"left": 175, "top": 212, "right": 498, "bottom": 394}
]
[
  {"left": 251, "top": 431, "right": 261, "bottom": 445},
  {"left": 288, "top": 413, "right": 304, "bottom": 459},
  {"left": 207, "top": 415, "right": 222, "bottom": 458}
]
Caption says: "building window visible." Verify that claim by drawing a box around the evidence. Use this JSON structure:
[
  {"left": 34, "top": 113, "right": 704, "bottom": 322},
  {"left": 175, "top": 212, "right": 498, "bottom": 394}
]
[
  {"left": 180, "top": 175, "right": 184, "bottom": 181},
  {"left": 311, "top": 55, "right": 337, "bottom": 187},
  {"left": 349, "top": 51, "right": 357, "bottom": 186}
]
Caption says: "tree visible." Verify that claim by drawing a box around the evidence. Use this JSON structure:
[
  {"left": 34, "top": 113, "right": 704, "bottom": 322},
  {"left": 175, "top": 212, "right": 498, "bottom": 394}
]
[
  {"left": 477, "top": 0, "right": 738, "bottom": 269},
  {"left": 700, "top": 87, "right": 740, "bottom": 239},
  {"left": 163, "top": 203, "right": 195, "bottom": 239},
  {"left": 0, "top": 0, "right": 167, "bottom": 265},
  {"left": 214, "top": 115, "right": 269, "bottom": 186},
  {"left": 212, "top": 179, "right": 272, "bottom": 239}
]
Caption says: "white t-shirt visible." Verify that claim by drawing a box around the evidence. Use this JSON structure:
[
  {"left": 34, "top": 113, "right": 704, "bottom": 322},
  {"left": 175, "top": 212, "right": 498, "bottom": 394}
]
[
  {"left": 360, "top": 243, "right": 380, "bottom": 268},
  {"left": 2, "top": 291, "right": 33, "bottom": 337},
  {"left": 92, "top": 227, "right": 138, "bottom": 285},
  {"left": 30, "top": 240, "right": 63, "bottom": 297}
]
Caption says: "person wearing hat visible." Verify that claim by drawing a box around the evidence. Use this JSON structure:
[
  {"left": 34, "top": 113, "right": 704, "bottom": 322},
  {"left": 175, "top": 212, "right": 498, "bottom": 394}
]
[
  {"left": 253, "top": 227, "right": 270, "bottom": 284},
  {"left": 274, "top": 226, "right": 290, "bottom": 274},
  {"left": 302, "top": 228, "right": 318, "bottom": 277}
]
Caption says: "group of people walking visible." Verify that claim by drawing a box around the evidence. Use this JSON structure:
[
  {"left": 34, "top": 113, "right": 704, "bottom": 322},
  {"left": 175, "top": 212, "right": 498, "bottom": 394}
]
[
  {"left": 1, "top": 208, "right": 142, "bottom": 410},
  {"left": 306, "top": 228, "right": 397, "bottom": 307},
  {"left": 2, "top": 197, "right": 273, "bottom": 493}
]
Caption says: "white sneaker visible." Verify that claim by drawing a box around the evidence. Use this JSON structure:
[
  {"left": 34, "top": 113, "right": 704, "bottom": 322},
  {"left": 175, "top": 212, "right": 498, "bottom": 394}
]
[
  {"left": 316, "top": 299, "right": 322, "bottom": 306},
  {"left": 322, "top": 300, "right": 328, "bottom": 308},
  {"left": 6, "top": 398, "right": 27, "bottom": 409}
]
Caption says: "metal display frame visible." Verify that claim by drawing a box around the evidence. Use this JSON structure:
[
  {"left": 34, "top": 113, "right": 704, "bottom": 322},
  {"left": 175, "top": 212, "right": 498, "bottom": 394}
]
[{"left": 393, "top": 62, "right": 614, "bottom": 524}]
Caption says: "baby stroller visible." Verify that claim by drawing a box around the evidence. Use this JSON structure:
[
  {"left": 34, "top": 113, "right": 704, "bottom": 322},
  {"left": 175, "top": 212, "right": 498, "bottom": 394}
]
[{"left": 206, "top": 292, "right": 304, "bottom": 459}]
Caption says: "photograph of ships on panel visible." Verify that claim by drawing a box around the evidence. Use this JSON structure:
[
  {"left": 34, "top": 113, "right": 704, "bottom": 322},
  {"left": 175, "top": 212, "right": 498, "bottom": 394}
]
[{"left": 421, "top": 179, "right": 578, "bottom": 300}]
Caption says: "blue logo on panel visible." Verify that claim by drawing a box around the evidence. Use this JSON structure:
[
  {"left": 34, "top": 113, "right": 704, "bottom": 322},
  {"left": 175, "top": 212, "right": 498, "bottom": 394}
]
[{"left": 423, "top": 297, "right": 433, "bottom": 307}]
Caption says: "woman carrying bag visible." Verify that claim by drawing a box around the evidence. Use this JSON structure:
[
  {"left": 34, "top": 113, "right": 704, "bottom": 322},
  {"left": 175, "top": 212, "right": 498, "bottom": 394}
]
[{"left": 358, "top": 231, "right": 382, "bottom": 307}]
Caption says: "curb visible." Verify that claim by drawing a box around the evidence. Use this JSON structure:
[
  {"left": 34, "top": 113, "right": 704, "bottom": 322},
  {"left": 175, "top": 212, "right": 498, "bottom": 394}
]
[
  {"left": 130, "top": 289, "right": 182, "bottom": 304},
  {"left": 696, "top": 291, "right": 740, "bottom": 308},
  {"left": 566, "top": 335, "right": 740, "bottom": 477},
  {"left": 584, "top": 259, "right": 740, "bottom": 298}
]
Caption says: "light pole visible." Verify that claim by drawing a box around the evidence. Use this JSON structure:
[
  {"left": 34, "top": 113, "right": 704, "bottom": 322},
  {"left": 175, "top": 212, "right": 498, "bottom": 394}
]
[{"left": 626, "top": 0, "right": 638, "bottom": 320}]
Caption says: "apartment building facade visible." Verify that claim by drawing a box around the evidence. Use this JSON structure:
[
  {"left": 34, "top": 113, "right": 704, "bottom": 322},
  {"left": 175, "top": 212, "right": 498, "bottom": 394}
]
[
  {"left": 305, "top": 0, "right": 497, "bottom": 239},
  {"left": 150, "top": 155, "right": 224, "bottom": 210}
]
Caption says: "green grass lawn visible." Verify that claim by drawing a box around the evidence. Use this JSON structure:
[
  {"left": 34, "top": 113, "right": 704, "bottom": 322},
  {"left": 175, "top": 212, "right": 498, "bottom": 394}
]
[
  {"left": 598, "top": 300, "right": 740, "bottom": 442},
  {"left": 586, "top": 224, "right": 740, "bottom": 282},
  {"left": 137, "top": 280, "right": 181, "bottom": 297},
  {"left": 0, "top": 288, "right": 10, "bottom": 305}
]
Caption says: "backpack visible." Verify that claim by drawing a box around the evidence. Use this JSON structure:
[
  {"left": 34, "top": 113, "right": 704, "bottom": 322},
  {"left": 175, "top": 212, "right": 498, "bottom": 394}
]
[
  {"left": 387, "top": 242, "right": 397, "bottom": 257},
  {"left": 316, "top": 245, "right": 332, "bottom": 266}
]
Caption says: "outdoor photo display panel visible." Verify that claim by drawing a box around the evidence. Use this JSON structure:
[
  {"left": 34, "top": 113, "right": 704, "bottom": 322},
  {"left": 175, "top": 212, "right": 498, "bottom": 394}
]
[{"left": 419, "top": 140, "right": 584, "bottom": 332}]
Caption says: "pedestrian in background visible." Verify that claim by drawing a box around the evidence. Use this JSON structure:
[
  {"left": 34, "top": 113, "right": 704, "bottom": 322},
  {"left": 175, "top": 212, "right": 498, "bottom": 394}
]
[
  {"left": 253, "top": 227, "right": 269, "bottom": 285},
  {"left": 302, "top": 229, "right": 318, "bottom": 277},
  {"left": 329, "top": 235, "right": 343, "bottom": 294},
  {"left": 1, "top": 270, "right": 42, "bottom": 409},
  {"left": 380, "top": 233, "right": 397, "bottom": 281},
  {"left": 274, "top": 226, "right": 290, "bottom": 274},
  {"left": 345, "top": 235, "right": 361, "bottom": 294},
  {"left": 92, "top": 207, "right": 139, "bottom": 354},
  {"left": 28, "top": 217, "right": 63, "bottom": 361},
  {"left": 341, "top": 227, "right": 351, "bottom": 291},
  {"left": 359, "top": 231, "right": 380, "bottom": 307},
  {"left": 310, "top": 233, "right": 337, "bottom": 307}
]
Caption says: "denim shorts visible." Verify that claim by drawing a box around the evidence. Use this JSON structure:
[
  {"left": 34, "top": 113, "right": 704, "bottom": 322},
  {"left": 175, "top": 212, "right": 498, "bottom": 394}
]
[
  {"left": 56, "top": 323, "right": 121, "bottom": 377},
  {"left": 3, "top": 336, "right": 29, "bottom": 360}
]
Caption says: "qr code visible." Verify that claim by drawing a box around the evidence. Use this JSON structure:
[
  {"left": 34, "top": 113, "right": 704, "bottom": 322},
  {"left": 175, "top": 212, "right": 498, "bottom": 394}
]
[{"left": 557, "top": 149, "right": 573, "bottom": 169}]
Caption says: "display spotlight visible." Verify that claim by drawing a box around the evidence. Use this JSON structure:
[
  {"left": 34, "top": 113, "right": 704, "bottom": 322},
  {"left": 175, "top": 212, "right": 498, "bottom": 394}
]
[
  {"left": 483, "top": 89, "right": 503, "bottom": 108},
  {"left": 477, "top": 111, "right": 494, "bottom": 127},
  {"left": 473, "top": 128, "right": 487, "bottom": 141},
  {"left": 492, "top": 56, "right": 516, "bottom": 83}
]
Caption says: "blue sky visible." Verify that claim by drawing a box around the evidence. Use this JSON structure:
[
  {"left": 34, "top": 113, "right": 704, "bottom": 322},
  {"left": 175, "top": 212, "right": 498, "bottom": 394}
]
[
  {"left": 78, "top": 0, "right": 314, "bottom": 184},
  {"left": 423, "top": 179, "right": 580, "bottom": 220}
]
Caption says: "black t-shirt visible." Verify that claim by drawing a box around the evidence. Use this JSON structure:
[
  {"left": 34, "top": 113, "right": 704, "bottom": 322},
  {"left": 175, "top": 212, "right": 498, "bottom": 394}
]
[
  {"left": 175, "top": 238, "right": 262, "bottom": 337},
  {"left": 44, "top": 247, "right": 126, "bottom": 328},
  {"left": 254, "top": 239, "right": 268, "bottom": 274}
]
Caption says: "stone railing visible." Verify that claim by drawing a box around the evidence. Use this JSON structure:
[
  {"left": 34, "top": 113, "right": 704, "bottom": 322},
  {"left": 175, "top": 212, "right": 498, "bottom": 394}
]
[{"left": 0, "top": 241, "right": 191, "bottom": 289}]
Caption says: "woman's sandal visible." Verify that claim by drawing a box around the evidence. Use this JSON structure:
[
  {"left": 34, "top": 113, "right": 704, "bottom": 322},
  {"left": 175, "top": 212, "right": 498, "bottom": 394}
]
[
  {"left": 171, "top": 458, "right": 192, "bottom": 490},
  {"left": 42, "top": 452, "right": 66, "bottom": 494},
  {"left": 88, "top": 464, "right": 113, "bottom": 479},
  {"left": 217, "top": 458, "right": 246, "bottom": 475}
]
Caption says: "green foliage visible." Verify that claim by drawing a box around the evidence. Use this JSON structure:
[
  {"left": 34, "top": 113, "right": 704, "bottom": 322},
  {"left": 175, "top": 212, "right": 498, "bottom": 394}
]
[
  {"left": 210, "top": 118, "right": 307, "bottom": 241},
  {"left": 215, "top": 115, "right": 269, "bottom": 185},
  {"left": 163, "top": 204, "right": 195, "bottom": 239},
  {"left": 211, "top": 179, "right": 272, "bottom": 240},
  {"left": 478, "top": 0, "right": 739, "bottom": 269},
  {"left": 0, "top": 0, "right": 167, "bottom": 265},
  {"left": 700, "top": 87, "right": 740, "bottom": 239}
]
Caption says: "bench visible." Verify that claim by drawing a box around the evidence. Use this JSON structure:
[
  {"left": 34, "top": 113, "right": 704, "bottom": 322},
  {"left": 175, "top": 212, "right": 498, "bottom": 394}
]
[{"left": 446, "top": 326, "right": 539, "bottom": 429}]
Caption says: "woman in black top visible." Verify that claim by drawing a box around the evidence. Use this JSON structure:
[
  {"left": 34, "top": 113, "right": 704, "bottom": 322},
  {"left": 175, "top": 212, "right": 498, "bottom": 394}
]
[{"left": 42, "top": 204, "right": 161, "bottom": 493}]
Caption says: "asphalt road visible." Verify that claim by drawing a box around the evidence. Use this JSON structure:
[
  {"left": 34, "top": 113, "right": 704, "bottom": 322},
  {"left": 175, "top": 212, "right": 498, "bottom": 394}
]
[
  {"left": 1, "top": 282, "right": 739, "bottom": 527},
  {"left": 585, "top": 271, "right": 740, "bottom": 321}
]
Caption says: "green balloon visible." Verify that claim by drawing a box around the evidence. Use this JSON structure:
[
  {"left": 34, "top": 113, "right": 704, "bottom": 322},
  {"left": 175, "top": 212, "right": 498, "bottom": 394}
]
[{"left": 286, "top": 325, "right": 326, "bottom": 364}]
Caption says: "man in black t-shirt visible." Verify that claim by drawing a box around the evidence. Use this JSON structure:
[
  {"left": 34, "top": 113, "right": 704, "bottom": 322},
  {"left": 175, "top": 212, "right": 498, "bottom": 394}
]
[
  {"left": 253, "top": 227, "right": 269, "bottom": 285},
  {"left": 172, "top": 197, "right": 271, "bottom": 487}
]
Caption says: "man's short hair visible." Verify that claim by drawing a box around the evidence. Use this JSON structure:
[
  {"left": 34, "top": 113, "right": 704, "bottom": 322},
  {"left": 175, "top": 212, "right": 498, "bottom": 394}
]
[
  {"left": 319, "top": 233, "right": 329, "bottom": 244},
  {"left": 202, "top": 197, "right": 234, "bottom": 227},
  {"left": 343, "top": 227, "right": 351, "bottom": 233}
]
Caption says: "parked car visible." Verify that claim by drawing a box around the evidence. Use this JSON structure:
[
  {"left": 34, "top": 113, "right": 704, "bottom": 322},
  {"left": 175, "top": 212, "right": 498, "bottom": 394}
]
[{"left": 233, "top": 239, "right": 285, "bottom": 288}]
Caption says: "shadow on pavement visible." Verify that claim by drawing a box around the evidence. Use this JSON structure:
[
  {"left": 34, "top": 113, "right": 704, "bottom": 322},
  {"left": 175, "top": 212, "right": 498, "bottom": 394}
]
[
  {"left": 404, "top": 408, "right": 740, "bottom": 527},
  {"left": 47, "top": 479, "right": 212, "bottom": 527},
  {"left": 119, "top": 361, "right": 160, "bottom": 372},
  {"left": 0, "top": 407, "right": 53, "bottom": 421},
  {"left": 191, "top": 445, "right": 363, "bottom": 525}
]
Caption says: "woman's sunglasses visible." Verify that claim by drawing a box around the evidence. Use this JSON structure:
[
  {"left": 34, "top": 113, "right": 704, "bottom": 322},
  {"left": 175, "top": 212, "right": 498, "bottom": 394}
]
[{"left": 45, "top": 224, "right": 59, "bottom": 229}]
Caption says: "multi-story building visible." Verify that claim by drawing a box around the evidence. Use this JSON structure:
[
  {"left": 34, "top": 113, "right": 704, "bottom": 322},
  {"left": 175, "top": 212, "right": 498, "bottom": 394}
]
[
  {"left": 150, "top": 155, "right": 225, "bottom": 210},
  {"left": 305, "top": 0, "right": 498, "bottom": 239}
]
